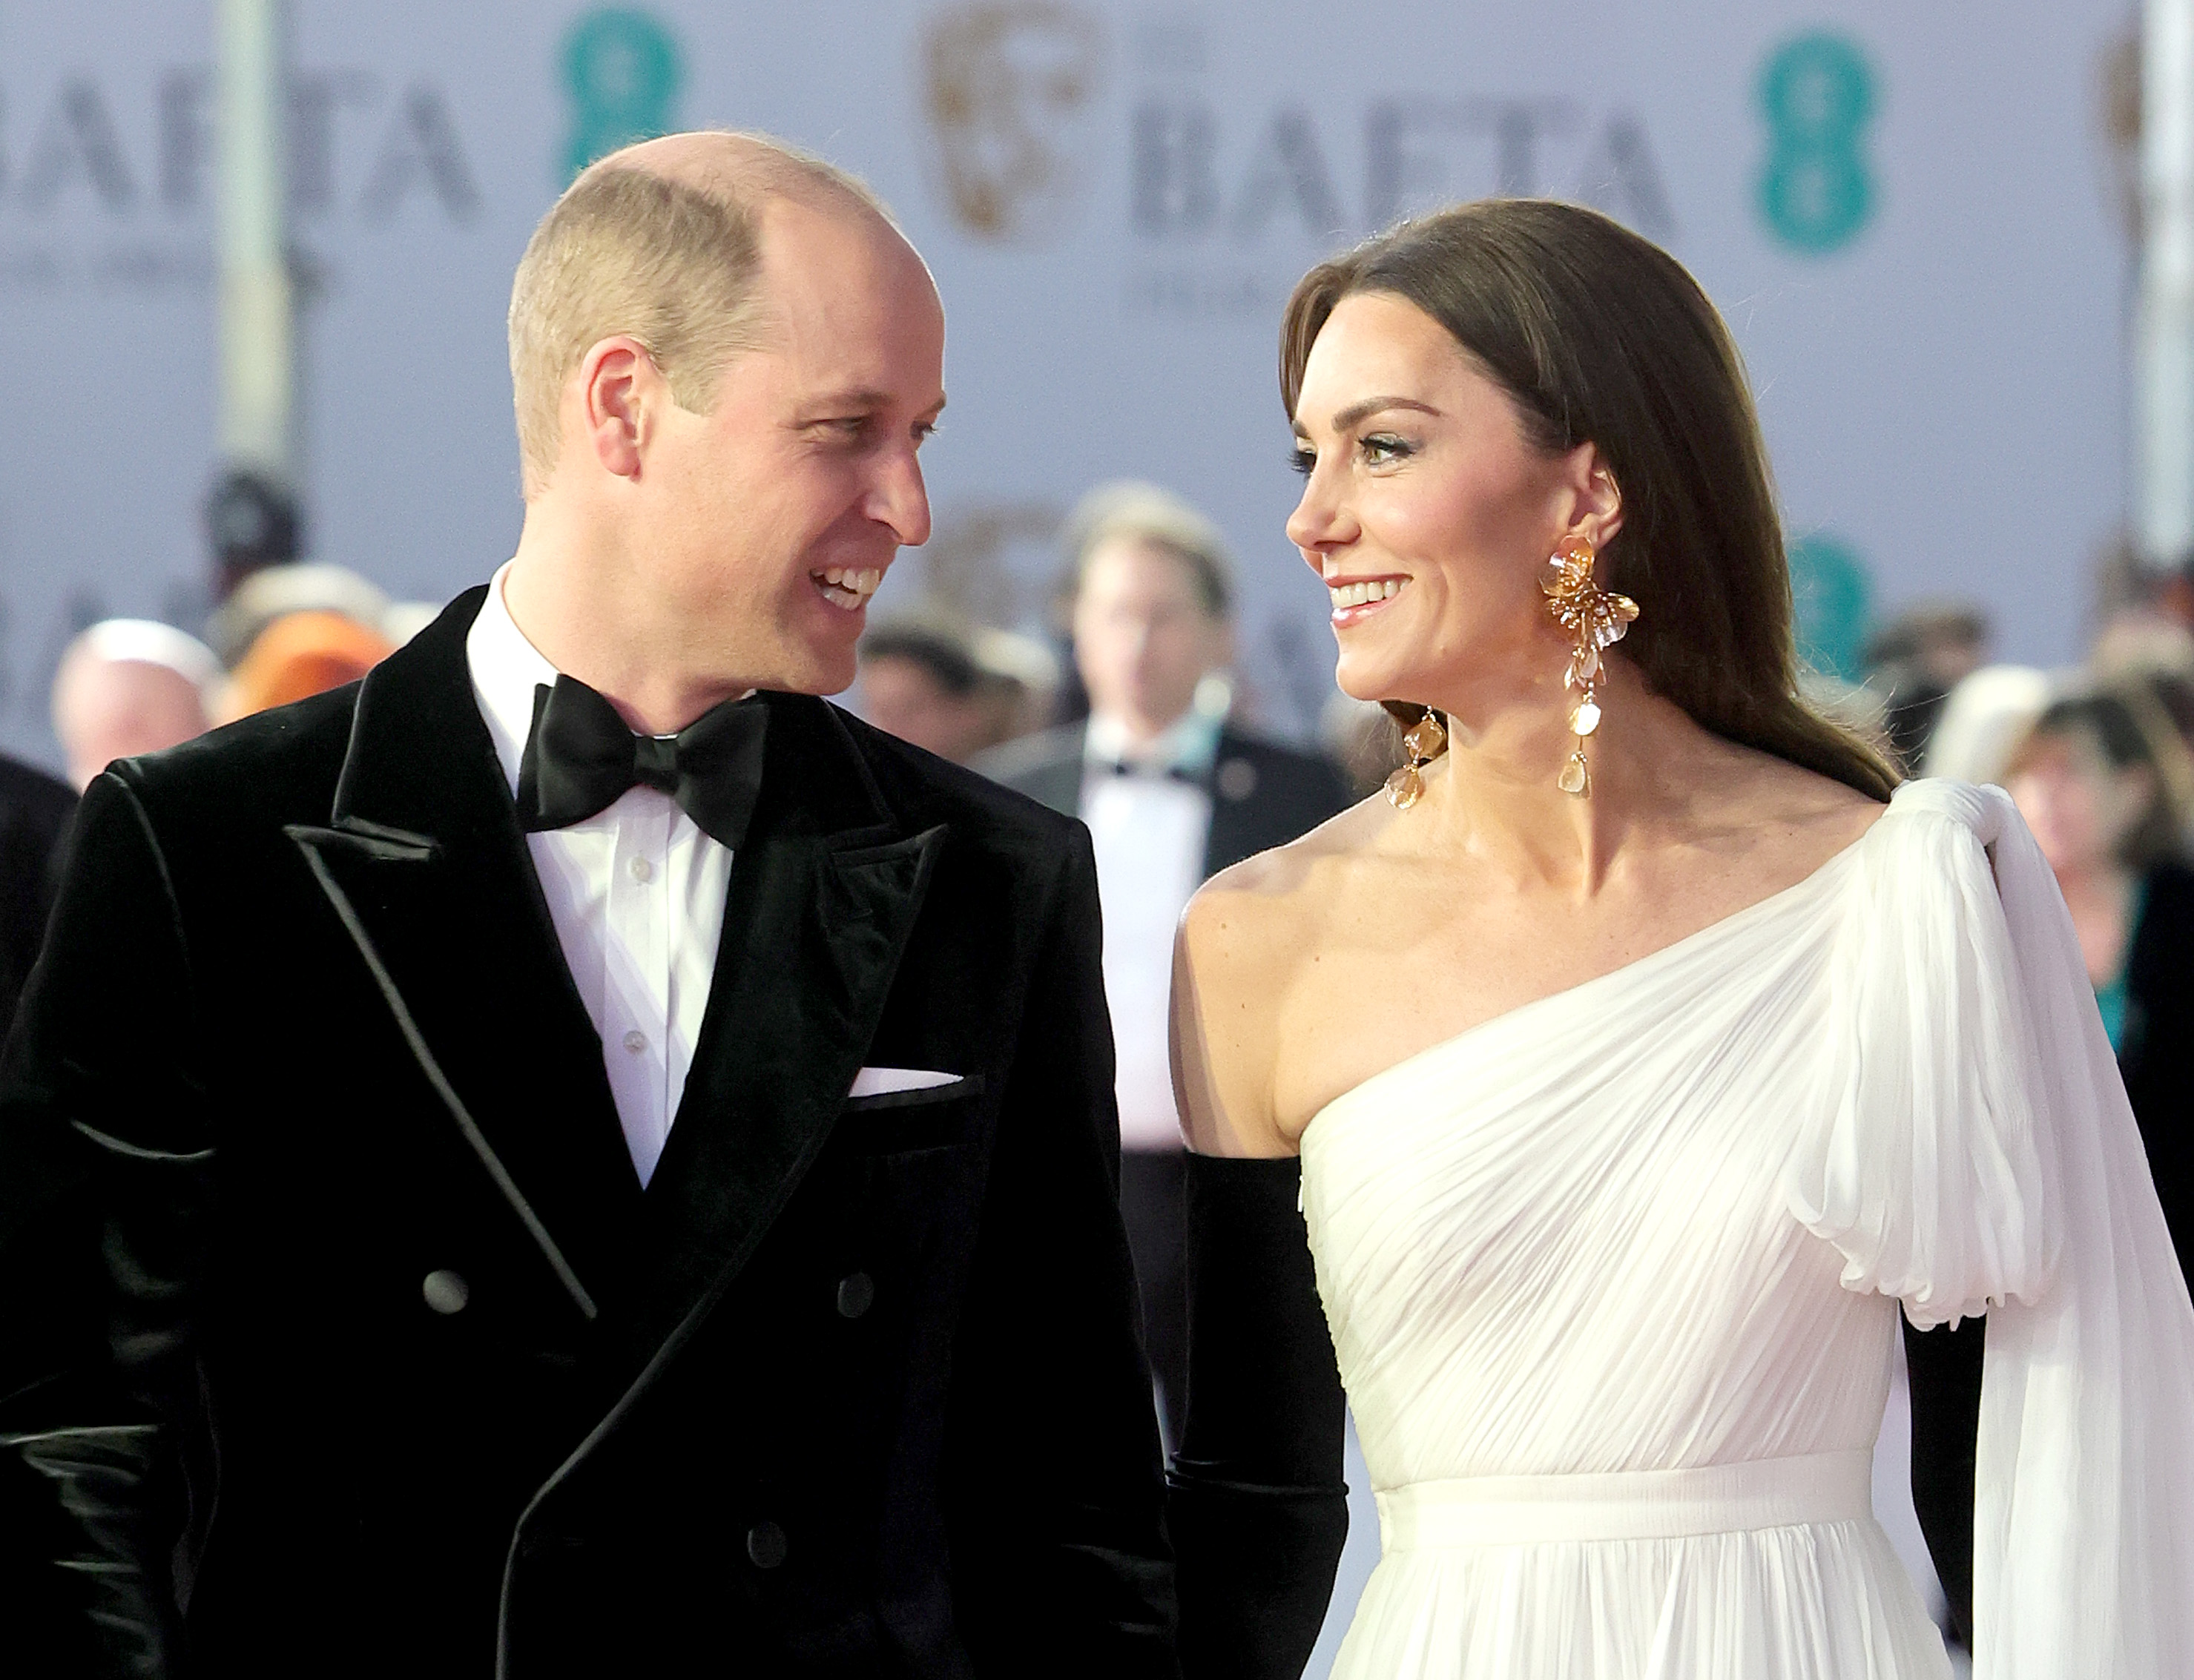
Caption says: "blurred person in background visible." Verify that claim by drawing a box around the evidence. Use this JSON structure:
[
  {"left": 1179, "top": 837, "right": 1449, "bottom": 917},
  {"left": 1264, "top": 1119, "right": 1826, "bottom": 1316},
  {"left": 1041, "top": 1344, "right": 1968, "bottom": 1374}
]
[
  {"left": 1920, "top": 663, "right": 2052, "bottom": 785},
  {"left": 0, "top": 752, "right": 73, "bottom": 1034},
  {"left": 1862, "top": 602, "right": 1989, "bottom": 771},
  {"left": 50, "top": 619, "right": 218, "bottom": 791},
  {"left": 218, "top": 607, "right": 398, "bottom": 720},
  {"left": 2004, "top": 685, "right": 2194, "bottom": 1281},
  {"left": 978, "top": 480, "right": 1350, "bottom": 1449},
  {"left": 854, "top": 617, "right": 1050, "bottom": 763},
  {"left": 203, "top": 559, "right": 391, "bottom": 666}
]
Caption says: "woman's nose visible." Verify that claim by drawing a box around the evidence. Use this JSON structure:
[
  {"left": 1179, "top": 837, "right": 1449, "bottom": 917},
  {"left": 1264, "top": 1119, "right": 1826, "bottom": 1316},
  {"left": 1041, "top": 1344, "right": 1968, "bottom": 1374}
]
[{"left": 1287, "top": 478, "right": 1346, "bottom": 570}]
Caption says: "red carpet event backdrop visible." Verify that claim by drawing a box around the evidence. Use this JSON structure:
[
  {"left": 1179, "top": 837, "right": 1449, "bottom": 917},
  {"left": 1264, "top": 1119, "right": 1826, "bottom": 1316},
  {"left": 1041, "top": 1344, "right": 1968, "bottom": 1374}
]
[{"left": 0, "top": 0, "right": 2135, "bottom": 765}]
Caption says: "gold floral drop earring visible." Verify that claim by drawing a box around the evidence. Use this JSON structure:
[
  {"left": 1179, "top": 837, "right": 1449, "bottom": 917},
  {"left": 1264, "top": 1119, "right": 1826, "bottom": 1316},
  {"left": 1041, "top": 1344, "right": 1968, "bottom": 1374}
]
[
  {"left": 1538, "top": 538, "right": 1639, "bottom": 797},
  {"left": 1384, "top": 705, "right": 1445, "bottom": 811}
]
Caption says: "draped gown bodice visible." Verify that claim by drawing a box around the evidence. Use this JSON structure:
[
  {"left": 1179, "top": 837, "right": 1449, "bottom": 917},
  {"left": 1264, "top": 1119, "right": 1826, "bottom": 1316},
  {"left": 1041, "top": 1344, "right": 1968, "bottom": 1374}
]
[{"left": 1295, "top": 782, "right": 2194, "bottom": 1680}]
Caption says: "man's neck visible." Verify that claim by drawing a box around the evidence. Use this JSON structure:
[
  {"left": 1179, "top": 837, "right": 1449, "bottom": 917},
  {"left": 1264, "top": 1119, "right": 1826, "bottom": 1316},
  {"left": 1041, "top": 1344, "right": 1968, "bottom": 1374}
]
[
  {"left": 504, "top": 513, "right": 747, "bottom": 736},
  {"left": 1088, "top": 705, "right": 1217, "bottom": 772}
]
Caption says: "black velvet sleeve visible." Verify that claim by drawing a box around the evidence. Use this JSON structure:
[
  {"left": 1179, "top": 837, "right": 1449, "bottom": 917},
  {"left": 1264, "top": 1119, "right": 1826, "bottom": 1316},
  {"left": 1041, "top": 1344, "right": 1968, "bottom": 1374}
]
[
  {"left": 1169, "top": 1153, "right": 1348, "bottom": 1680},
  {"left": 0, "top": 770, "right": 208, "bottom": 1677},
  {"left": 1903, "top": 1314, "right": 1985, "bottom": 1645},
  {"left": 944, "top": 828, "right": 1179, "bottom": 1677}
]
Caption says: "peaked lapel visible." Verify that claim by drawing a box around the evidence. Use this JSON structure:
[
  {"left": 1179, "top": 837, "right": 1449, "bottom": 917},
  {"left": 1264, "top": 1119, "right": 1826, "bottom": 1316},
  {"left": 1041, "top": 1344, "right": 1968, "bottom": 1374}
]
[
  {"left": 623, "top": 693, "right": 945, "bottom": 1363},
  {"left": 286, "top": 589, "right": 640, "bottom": 1324},
  {"left": 501, "top": 697, "right": 946, "bottom": 1632}
]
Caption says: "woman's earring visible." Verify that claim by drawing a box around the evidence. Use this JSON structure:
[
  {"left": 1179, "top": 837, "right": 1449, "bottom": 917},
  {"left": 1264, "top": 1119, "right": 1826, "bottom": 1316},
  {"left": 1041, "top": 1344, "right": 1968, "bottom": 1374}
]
[
  {"left": 1538, "top": 539, "right": 1639, "bottom": 798},
  {"left": 1385, "top": 705, "right": 1446, "bottom": 811}
]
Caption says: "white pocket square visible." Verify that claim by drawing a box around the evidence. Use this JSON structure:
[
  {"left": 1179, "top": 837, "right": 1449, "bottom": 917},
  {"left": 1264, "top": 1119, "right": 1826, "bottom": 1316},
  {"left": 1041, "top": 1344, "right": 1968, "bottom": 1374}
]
[{"left": 847, "top": 1066, "right": 962, "bottom": 1098}]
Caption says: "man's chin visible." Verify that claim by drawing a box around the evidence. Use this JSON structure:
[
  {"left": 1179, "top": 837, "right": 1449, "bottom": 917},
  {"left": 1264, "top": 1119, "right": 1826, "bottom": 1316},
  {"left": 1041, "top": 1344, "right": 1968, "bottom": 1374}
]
[{"left": 753, "top": 642, "right": 859, "bottom": 699}]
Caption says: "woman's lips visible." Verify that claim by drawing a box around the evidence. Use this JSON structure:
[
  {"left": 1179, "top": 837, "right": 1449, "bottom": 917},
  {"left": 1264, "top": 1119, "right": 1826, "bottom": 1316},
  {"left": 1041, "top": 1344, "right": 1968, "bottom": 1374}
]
[{"left": 1328, "top": 575, "right": 1406, "bottom": 626}]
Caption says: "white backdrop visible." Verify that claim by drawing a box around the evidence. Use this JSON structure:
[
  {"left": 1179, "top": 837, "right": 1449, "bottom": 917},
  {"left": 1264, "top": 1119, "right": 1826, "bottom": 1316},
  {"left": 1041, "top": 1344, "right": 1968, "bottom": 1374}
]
[{"left": 0, "top": 0, "right": 2135, "bottom": 772}]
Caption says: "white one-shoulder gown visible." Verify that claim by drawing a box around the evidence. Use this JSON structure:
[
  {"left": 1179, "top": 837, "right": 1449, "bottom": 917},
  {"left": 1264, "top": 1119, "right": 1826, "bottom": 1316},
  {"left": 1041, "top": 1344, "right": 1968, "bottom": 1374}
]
[{"left": 1301, "top": 780, "right": 2194, "bottom": 1680}]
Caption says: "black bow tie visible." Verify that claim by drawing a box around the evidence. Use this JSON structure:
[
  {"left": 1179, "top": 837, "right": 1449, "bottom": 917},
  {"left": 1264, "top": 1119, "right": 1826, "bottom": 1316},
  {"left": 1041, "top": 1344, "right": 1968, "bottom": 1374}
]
[
  {"left": 1102, "top": 756, "right": 1200, "bottom": 786},
  {"left": 515, "top": 676, "right": 768, "bottom": 849}
]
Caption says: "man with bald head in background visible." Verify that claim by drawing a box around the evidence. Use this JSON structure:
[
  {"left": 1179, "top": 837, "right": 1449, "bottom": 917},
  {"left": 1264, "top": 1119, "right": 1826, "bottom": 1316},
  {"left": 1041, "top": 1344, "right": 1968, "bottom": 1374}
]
[{"left": 0, "top": 134, "right": 1174, "bottom": 1677}]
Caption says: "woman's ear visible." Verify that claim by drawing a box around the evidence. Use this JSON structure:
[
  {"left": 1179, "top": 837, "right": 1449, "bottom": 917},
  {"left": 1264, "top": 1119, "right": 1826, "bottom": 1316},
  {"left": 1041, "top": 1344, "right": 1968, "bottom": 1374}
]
[
  {"left": 1578, "top": 444, "right": 1624, "bottom": 550},
  {"left": 1553, "top": 441, "right": 1624, "bottom": 551}
]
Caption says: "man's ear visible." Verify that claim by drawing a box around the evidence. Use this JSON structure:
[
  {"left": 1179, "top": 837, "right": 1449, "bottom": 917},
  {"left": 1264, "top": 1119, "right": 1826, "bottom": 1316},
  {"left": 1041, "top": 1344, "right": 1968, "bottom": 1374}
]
[{"left": 577, "top": 335, "right": 655, "bottom": 481}]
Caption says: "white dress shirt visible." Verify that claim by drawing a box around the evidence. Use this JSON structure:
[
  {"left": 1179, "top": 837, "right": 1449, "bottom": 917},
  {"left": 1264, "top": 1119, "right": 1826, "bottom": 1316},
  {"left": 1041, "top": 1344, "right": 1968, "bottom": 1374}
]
[
  {"left": 1079, "top": 710, "right": 1220, "bottom": 1153},
  {"left": 466, "top": 562, "right": 734, "bottom": 1187}
]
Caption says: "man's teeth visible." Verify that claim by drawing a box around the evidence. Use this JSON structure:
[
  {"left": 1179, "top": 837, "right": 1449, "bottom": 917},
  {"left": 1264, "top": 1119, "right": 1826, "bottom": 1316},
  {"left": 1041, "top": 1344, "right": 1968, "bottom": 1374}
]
[
  {"left": 1329, "top": 579, "right": 1403, "bottom": 610},
  {"left": 814, "top": 567, "right": 883, "bottom": 606}
]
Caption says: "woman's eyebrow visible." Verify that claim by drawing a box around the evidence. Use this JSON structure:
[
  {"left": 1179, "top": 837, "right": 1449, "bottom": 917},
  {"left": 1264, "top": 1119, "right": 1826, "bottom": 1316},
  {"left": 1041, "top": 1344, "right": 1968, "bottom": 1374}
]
[{"left": 1327, "top": 395, "right": 1443, "bottom": 432}]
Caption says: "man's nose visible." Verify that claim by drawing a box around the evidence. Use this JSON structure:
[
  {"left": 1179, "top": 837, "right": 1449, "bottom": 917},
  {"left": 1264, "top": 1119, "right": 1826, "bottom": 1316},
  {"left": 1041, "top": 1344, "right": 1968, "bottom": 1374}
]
[{"left": 869, "top": 447, "right": 932, "bottom": 547}]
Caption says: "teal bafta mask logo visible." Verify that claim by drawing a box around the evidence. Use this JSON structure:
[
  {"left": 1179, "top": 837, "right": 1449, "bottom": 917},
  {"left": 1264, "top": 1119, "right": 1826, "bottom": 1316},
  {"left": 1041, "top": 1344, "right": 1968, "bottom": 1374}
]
[
  {"left": 561, "top": 8, "right": 685, "bottom": 184},
  {"left": 918, "top": 2, "right": 1105, "bottom": 243},
  {"left": 1787, "top": 535, "right": 1873, "bottom": 683},
  {"left": 1756, "top": 33, "right": 1877, "bottom": 254}
]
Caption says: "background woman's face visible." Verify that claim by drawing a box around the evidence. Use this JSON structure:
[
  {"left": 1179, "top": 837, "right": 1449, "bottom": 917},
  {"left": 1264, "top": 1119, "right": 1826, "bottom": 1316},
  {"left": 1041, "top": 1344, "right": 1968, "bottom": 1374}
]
[
  {"left": 1285, "top": 292, "right": 1577, "bottom": 708},
  {"left": 2007, "top": 728, "right": 2152, "bottom": 877}
]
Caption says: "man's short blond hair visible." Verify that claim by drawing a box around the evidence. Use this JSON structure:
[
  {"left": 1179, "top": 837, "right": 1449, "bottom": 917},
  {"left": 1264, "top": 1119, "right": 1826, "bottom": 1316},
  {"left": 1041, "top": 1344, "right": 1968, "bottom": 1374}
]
[
  {"left": 507, "top": 131, "right": 889, "bottom": 494},
  {"left": 1061, "top": 481, "right": 1236, "bottom": 620}
]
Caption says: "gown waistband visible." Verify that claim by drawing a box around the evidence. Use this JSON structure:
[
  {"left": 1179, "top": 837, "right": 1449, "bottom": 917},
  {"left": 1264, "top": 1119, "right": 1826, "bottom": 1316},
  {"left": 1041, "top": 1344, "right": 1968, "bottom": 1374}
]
[{"left": 1375, "top": 1449, "right": 1875, "bottom": 1548}]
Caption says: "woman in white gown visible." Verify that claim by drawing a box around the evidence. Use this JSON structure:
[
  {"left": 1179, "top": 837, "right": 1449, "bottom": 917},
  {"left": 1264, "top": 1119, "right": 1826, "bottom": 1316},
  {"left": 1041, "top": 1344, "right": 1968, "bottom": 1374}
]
[{"left": 1165, "top": 199, "right": 2194, "bottom": 1680}]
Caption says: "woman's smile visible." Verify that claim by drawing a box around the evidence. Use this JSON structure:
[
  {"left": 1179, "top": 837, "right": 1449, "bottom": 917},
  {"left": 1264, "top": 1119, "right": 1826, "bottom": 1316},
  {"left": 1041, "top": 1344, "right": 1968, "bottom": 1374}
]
[{"left": 1326, "top": 573, "right": 1409, "bottom": 626}]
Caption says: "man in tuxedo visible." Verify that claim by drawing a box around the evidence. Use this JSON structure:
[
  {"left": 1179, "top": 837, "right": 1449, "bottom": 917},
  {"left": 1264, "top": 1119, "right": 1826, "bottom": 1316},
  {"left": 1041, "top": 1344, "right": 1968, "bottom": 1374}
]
[
  {"left": 0, "top": 753, "right": 74, "bottom": 1034},
  {"left": 978, "top": 484, "right": 1351, "bottom": 1447},
  {"left": 0, "top": 133, "right": 1173, "bottom": 1676}
]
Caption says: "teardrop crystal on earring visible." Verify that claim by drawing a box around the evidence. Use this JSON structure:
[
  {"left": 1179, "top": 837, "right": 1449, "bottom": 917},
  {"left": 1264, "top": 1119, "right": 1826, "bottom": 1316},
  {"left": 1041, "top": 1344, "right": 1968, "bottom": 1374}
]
[
  {"left": 1558, "top": 751, "right": 1590, "bottom": 796},
  {"left": 1401, "top": 709, "right": 1446, "bottom": 762},
  {"left": 1385, "top": 762, "right": 1425, "bottom": 810},
  {"left": 1570, "top": 699, "right": 1602, "bottom": 736}
]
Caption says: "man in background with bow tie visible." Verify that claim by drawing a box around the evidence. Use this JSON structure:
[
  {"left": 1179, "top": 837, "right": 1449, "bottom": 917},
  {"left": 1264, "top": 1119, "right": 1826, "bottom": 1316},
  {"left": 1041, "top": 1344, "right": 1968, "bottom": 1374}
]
[
  {"left": 0, "top": 132, "right": 1173, "bottom": 1677},
  {"left": 979, "top": 484, "right": 1351, "bottom": 1452}
]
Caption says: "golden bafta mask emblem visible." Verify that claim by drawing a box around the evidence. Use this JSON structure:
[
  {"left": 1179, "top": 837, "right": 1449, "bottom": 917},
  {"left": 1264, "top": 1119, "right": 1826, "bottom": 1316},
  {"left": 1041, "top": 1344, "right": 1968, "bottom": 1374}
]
[{"left": 919, "top": 2, "right": 1104, "bottom": 244}]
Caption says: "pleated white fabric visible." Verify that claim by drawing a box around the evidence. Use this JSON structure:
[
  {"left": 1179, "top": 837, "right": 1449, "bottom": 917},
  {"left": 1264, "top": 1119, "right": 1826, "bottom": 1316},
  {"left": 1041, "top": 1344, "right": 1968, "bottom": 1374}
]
[{"left": 1299, "top": 779, "right": 2194, "bottom": 1679}]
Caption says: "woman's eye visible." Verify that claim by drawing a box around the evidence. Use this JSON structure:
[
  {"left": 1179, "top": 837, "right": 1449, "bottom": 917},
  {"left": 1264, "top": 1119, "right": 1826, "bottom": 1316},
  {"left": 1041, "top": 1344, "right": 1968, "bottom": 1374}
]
[
  {"left": 1288, "top": 444, "right": 1317, "bottom": 476},
  {"left": 1360, "top": 433, "right": 1414, "bottom": 466}
]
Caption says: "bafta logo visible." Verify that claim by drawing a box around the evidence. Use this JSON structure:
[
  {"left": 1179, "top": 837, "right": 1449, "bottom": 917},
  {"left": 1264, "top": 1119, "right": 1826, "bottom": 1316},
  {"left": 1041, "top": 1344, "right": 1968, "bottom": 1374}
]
[{"left": 919, "top": 2, "right": 1104, "bottom": 244}]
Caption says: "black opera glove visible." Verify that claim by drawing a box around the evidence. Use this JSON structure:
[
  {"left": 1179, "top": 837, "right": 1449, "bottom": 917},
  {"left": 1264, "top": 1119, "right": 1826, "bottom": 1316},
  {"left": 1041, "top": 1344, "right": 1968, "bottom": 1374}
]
[{"left": 1169, "top": 1153, "right": 1349, "bottom": 1680}]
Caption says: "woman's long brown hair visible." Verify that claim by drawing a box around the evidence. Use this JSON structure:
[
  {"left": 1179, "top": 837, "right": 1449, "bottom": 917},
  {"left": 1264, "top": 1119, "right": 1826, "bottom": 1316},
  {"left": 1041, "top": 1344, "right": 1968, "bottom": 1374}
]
[{"left": 1282, "top": 199, "right": 1900, "bottom": 801}]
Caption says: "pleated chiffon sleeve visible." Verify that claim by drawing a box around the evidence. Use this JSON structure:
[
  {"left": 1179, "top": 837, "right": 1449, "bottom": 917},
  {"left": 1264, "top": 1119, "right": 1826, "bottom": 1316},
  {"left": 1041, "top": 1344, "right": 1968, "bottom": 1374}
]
[{"left": 1788, "top": 779, "right": 2194, "bottom": 1678}]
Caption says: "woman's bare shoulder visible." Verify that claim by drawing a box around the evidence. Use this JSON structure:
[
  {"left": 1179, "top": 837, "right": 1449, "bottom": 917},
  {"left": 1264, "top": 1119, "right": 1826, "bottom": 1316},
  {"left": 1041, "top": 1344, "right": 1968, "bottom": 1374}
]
[
  {"left": 1174, "top": 791, "right": 1386, "bottom": 1157},
  {"left": 1677, "top": 738, "right": 1891, "bottom": 881},
  {"left": 1183, "top": 788, "right": 1383, "bottom": 949}
]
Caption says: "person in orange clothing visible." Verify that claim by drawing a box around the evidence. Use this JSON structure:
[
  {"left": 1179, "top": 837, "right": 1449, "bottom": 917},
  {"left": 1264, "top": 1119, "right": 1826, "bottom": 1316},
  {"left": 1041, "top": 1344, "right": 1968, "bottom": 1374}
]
[{"left": 221, "top": 608, "right": 398, "bottom": 717}]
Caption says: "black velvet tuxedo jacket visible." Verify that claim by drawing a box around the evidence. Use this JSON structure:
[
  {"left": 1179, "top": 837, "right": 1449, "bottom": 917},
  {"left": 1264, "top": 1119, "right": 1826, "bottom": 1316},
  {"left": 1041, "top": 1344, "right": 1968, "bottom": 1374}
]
[
  {"left": 0, "top": 590, "right": 1176, "bottom": 1678},
  {"left": 0, "top": 753, "right": 75, "bottom": 1035}
]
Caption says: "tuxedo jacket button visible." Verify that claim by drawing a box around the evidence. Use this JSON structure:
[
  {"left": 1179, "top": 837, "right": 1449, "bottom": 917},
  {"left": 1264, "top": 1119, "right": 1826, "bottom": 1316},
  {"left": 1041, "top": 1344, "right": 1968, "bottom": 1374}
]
[
  {"left": 1216, "top": 757, "right": 1258, "bottom": 801},
  {"left": 746, "top": 1521, "right": 788, "bottom": 1569},
  {"left": 421, "top": 1270, "right": 470, "bottom": 1314},
  {"left": 835, "top": 1271, "right": 874, "bottom": 1319}
]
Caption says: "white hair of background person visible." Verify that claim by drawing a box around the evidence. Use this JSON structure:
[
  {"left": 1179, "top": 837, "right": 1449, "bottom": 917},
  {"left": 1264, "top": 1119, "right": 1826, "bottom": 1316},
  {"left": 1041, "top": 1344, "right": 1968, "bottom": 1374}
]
[
  {"left": 1922, "top": 665, "right": 2053, "bottom": 785},
  {"left": 65, "top": 619, "right": 221, "bottom": 691}
]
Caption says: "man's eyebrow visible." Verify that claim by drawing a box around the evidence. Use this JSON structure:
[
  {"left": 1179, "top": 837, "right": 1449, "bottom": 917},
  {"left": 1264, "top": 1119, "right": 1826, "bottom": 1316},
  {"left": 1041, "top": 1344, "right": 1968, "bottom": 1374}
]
[
  {"left": 794, "top": 389, "right": 948, "bottom": 418},
  {"left": 798, "top": 388, "right": 892, "bottom": 415},
  {"left": 1316, "top": 395, "right": 1443, "bottom": 434}
]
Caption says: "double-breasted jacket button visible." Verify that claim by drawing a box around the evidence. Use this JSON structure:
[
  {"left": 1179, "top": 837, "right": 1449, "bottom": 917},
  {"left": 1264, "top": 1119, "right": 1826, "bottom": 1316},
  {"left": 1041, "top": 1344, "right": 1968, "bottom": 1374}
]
[
  {"left": 421, "top": 1270, "right": 470, "bottom": 1314},
  {"left": 836, "top": 1271, "right": 875, "bottom": 1319},
  {"left": 746, "top": 1520, "right": 788, "bottom": 1569}
]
